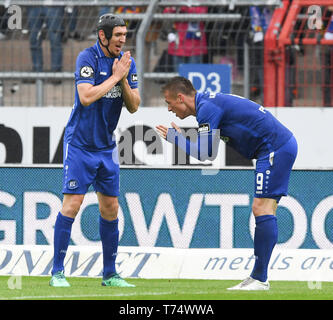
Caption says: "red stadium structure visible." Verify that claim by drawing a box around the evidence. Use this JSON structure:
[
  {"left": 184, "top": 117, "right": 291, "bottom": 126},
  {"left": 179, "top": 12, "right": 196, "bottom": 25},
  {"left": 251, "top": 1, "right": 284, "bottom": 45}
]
[{"left": 264, "top": 0, "right": 333, "bottom": 107}]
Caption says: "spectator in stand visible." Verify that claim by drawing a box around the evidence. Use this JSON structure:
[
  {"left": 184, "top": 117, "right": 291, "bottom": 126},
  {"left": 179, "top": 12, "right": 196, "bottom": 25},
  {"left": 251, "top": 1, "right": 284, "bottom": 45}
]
[
  {"left": 0, "top": 5, "right": 9, "bottom": 40},
  {"left": 249, "top": 6, "right": 272, "bottom": 100},
  {"left": 163, "top": 6, "right": 208, "bottom": 72},
  {"left": 27, "top": 6, "right": 64, "bottom": 74},
  {"left": 115, "top": 6, "right": 142, "bottom": 33},
  {"left": 323, "top": 6, "right": 333, "bottom": 107},
  {"left": 87, "top": 6, "right": 142, "bottom": 40},
  {"left": 324, "top": 8, "right": 333, "bottom": 41}
]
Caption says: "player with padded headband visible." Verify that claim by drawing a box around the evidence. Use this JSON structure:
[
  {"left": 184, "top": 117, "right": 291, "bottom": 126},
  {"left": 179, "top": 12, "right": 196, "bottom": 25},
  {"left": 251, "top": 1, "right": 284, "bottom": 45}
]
[{"left": 49, "top": 13, "right": 140, "bottom": 288}]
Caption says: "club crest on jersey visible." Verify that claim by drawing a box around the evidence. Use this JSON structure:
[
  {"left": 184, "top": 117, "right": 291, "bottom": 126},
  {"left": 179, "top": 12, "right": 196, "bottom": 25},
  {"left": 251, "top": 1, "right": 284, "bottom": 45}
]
[
  {"left": 68, "top": 180, "right": 78, "bottom": 189},
  {"left": 80, "top": 66, "right": 94, "bottom": 78},
  {"left": 131, "top": 73, "right": 138, "bottom": 82},
  {"left": 198, "top": 123, "right": 210, "bottom": 133}
]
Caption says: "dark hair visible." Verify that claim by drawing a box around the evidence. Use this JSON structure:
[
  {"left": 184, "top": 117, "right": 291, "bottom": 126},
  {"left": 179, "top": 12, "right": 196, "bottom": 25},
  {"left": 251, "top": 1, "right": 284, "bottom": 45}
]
[
  {"left": 162, "top": 77, "right": 196, "bottom": 97},
  {"left": 96, "top": 14, "right": 126, "bottom": 39}
]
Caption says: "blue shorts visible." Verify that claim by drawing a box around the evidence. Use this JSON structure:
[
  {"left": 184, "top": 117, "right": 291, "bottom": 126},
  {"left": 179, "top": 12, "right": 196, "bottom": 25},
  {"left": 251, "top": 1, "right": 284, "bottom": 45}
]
[
  {"left": 254, "top": 135, "right": 298, "bottom": 202},
  {"left": 62, "top": 143, "right": 120, "bottom": 196}
]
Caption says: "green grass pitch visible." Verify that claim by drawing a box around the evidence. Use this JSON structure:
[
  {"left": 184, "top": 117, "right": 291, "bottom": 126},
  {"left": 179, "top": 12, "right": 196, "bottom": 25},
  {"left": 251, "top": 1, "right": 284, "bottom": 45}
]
[{"left": 0, "top": 276, "right": 332, "bottom": 300}]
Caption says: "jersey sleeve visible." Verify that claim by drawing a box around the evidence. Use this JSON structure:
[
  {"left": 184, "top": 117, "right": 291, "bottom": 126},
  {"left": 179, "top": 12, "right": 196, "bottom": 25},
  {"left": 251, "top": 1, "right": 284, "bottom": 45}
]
[
  {"left": 75, "top": 50, "right": 96, "bottom": 86},
  {"left": 166, "top": 127, "right": 220, "bottom": 161},
  {"left": 127, "top": 57, "right": 138, "bottom": 89},
  {"left": 196, "top": 99, "right": 224, "bottom": 131},
  {"left": 166, "top": 100, "right": 223, "bottom": 161}
]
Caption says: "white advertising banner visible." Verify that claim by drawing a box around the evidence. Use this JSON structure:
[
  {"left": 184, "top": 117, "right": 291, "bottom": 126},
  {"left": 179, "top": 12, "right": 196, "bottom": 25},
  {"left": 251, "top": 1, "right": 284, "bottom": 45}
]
[
  {"left": 1, "top": 245, "right": 332, "bottom": 282},
  {"left": 0, "top": 107, "right": 332, "bottom": 169}
]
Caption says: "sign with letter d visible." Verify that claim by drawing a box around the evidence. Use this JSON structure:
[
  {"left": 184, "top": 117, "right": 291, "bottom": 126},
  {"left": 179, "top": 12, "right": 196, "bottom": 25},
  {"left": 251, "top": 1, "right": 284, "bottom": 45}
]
[{"left": 179, "top": 64, "right": 231, "bottom": 94}]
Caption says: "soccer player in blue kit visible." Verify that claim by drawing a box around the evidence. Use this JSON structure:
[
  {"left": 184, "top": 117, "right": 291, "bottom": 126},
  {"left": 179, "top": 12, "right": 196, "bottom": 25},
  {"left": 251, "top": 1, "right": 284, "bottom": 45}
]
[
  {"left": 49, "top": 14, "right": 140, "bottom": 287},
  {"left": 156, "top": 77, "right": 298, "bottom": 290}
]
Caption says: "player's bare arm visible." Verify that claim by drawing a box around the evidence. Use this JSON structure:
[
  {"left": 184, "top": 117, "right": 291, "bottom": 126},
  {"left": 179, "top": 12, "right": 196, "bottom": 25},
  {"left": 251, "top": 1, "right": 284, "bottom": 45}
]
[
  {"left": 117, "top": 51, "right": 140, "bottom": 113},
  {"left": 156, "top": 122, "right": 181, "bottom": 139},
  {"left": 121, "top": 84, "right": 140, "bottom": 113},
  {"left": 77, "top": 79, "right": 118, "bottom": 107},
  {"left": 77, "top": 53, "right": 131, "bottom": 107}
]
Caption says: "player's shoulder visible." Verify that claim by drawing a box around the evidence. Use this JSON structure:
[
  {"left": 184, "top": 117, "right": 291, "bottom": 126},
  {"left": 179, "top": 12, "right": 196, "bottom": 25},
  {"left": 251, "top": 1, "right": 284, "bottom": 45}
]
[
  {"left": 222, "top": 93, "right": 252, "bottom": 104},
  {"left": 77, "top": 45, "right": 97, "bottom": 62},
  {"left": 196, "top": 91, "right": 223, "bottom": 108},
  {"left": 76, "top": 46, "right": 98, "bottom": 72},
  {"left": 196, "top": 92, "right": 219, "bottom": 118},
  {"left": 216, "top": 93, "right": 258, "bottom": 109}
]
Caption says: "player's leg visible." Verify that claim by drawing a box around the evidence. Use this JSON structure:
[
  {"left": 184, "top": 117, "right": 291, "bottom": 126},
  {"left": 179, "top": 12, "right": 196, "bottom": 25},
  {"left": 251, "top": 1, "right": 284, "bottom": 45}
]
[
  {"left": 50, "top": 143, "right": 97, "bottom": 287},
  {"left": 94, "top": 147, "right": 134, "bottom": 287},
  {"left": 228, "top": 136, "right": 297, "bottom": 290},
  {"left": 52, "top": 194, "right": 84, "bottom": 273},
  {"left": 249, "top": 197, "right": 278, "bottom": 286},
  {"left": 97, "top": 192, "right": 119, "bottom": 278},
  {"left": 97, "top": 193, "right": 134, "bottom": 287},
  {"left": 252, "top": 197, "right": 277, "bottom": 216},
  {"left": 250, "top": 135, "right": 297, "bottom": 286},
  {"left": 228, "top": 197, "right": 277, "bottom": 291},
  {"left": 97, "top": 192, "right": 119, "bottom": 279},
  {"left": 50, "top": 194, "right": 84, "bottom": 287}
]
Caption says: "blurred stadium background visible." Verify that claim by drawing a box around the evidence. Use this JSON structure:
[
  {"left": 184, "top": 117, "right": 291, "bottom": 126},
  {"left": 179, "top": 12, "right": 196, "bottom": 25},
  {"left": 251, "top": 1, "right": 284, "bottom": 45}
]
[
  {"left": 0, "top": 0, "right": 331, "bottom": 107},
  {"left": 0, "top": 0, "right": 333, "bottom": 284}
]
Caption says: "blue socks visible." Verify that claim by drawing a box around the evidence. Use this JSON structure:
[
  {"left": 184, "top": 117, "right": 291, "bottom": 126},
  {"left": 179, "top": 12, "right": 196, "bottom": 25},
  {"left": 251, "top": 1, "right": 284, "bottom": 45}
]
[
  {"left": 52, "top": 212, "right": 74, "bottom": 275},
  {"left": 250, "top": 215, "right": 278, "bottom": 282},
  {"left": 51, "top": 212, "right": 119, "bottom": 279},
  {"left": 99, "top": 216, "right": 119, "bottom": 279}
]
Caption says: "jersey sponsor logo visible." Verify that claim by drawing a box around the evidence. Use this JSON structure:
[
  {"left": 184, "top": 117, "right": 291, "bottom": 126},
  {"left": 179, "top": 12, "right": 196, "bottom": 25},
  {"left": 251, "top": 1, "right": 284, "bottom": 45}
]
[
  {"left": 131, "top": 73, "right": 138, "bottom": 82},
  {"left": 80, "top": 66, "right": 94, "bottom": 78},
  {"left": 198, "top": 123, "right": 210, "bottom": 133},
  {"left": 103, "top": 85, "right": 122, "bottom": 99}
]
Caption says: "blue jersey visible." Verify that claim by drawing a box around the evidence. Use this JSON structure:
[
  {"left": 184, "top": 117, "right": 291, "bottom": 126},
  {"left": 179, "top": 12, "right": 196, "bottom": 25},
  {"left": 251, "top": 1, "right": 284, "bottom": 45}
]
[
  {"left": 64, "top": 41, "right": 138, "bottom": 151},
  {"left": 167, "top": 92, "right": 293, "bottom": 160},
  {"left": 167, "top": 91, "right": 297, "bottom": 201},
  {"left": 195, "top": 92, "right": 292, "bottom": 159}
]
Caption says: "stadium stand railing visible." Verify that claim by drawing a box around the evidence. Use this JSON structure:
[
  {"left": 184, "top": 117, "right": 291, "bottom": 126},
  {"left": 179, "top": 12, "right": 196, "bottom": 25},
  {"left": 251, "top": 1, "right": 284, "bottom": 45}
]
[
  {"left": 264, "top": 0, "right": 333, "bottom": 107},
  {"left": 0, "top": 0, "right": 291, "bottom": 107}
]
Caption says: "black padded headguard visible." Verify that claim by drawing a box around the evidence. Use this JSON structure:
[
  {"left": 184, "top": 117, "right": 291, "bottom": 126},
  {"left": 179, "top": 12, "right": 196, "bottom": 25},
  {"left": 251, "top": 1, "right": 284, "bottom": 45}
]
[{"left": 96, "top": 14, "right": 126, "bottom": 40}]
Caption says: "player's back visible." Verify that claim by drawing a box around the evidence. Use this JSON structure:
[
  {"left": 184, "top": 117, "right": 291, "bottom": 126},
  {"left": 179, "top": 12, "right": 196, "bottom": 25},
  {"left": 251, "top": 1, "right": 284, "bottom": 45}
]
[{"left": 196, "top": 92, "right": 292, "bottom": 159}]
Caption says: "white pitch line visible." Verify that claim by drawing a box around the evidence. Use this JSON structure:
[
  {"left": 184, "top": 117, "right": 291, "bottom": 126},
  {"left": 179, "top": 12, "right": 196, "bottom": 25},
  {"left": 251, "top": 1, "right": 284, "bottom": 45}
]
[
  {"left": 0, "top": 290, "right": 211, "bottom": 300},
  {"left": 0, "top": 291, "right": 172, "bottom": 300}
]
